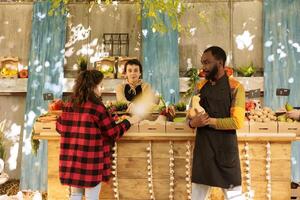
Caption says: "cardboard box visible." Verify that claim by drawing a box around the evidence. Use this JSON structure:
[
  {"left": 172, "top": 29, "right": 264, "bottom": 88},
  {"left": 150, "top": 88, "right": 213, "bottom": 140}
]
[
  {"left": 278, "top": 122, "right": 300, "bottom": 136},
  {"left": 249, "top": 121, "right": 277, "bottom": 133},
  {"left": 236, "top": 120, "right": 249, "bottom": 134},
  {"left": 139, "top": 120, "right": 165, "bottom": 133},
  {"left": 166, "top": 122, "right": 193, "bottom": 133}
]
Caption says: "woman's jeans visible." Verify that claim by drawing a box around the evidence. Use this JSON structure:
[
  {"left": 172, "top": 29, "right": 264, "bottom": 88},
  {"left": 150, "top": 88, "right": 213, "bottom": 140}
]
[{"left": 70, "top": 182, "right": 102, "bottom": 200}]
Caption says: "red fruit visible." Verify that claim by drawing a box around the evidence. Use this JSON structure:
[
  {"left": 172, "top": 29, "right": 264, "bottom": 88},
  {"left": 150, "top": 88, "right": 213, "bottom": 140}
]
[
  {"left": 225, "top": 67, "right": 233, "bottom": 76},
  {"left": 19, "top": 69, "right": 28, "bottom": 78}
]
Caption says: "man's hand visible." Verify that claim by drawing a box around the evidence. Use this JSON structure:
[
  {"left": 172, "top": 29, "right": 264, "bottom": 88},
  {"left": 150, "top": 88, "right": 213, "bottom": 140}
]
[
  {"left": 286, "top": 109, "right": 300, "bottom": 120},
  {"left": 189, "top": 112, "right": 210, "bottom": 128}
]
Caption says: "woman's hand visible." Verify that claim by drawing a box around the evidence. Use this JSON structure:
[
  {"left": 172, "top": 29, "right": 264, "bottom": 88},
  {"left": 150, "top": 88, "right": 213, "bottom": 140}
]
[{"left": 286, "top": 109, "right": 300, "bottom": 120}]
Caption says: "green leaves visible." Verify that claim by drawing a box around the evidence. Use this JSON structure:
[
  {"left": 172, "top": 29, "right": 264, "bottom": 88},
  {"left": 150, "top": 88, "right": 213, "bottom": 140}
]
[
  {"left": 184, "top": 67, "right": 199, "bottom": 98},
  {"left": 236, "top": 62, "right": 256, "bottom": 77},
  {"left": 48, "top": 0, "right": 69, "bottom": 16},
  {"left": 141, "top": 0, "right": 185, "bottom": 33}
]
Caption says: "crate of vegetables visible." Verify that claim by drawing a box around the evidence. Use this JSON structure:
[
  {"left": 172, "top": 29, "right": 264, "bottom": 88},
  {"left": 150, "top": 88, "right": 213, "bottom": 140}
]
[{"left": 248, "top": 107, "right": 278, "bottom": 133}]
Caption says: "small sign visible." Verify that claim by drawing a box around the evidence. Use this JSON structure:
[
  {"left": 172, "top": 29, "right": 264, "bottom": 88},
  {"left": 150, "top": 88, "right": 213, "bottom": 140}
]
[
  {"left": 43, "top": 93, "right": 54, "bottom": 101},
  {"left": 247, "top": 89, "right": 261, "bottom": 99},
  {"left": 276, "top": 88, "right": 290, "bottom": 96}
]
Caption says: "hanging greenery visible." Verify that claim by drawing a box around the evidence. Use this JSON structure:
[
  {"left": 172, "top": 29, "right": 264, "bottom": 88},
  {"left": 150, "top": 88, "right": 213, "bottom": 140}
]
[
  {"left": 48, "top": 0, "right": 70, "bottom": 16},
  {"left": 48, "top": 0, "right": 185, "bottom": 33},
  {"left": 140, "top": 0, "right": 185, "bottom": 33}
]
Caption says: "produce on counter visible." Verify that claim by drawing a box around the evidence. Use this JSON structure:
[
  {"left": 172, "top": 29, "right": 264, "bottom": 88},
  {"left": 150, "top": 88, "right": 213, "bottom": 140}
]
[
  {"left": 188, "top": 95, "right": 205, "bottom": 118},
  {"left": 277, "top": 103, "right": 296, "bottom": 122},
  {"left": 247, "top": 107, "right": 277, "bottom": 122},
  {"left": 174, "top": 102, "right": 187, "bottom": 112}
]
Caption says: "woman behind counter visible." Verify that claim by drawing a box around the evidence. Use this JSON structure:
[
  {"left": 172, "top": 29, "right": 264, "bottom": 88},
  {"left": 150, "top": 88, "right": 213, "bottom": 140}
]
[
  {"left": 56, "top": 70, "right": 140, "bottom": 200},
  {"left": 115, "top": 59, "right": 156, "bottom": 111}
]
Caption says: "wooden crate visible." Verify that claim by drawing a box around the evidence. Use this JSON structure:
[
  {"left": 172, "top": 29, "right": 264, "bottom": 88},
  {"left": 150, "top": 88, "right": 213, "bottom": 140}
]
[
  {"left": 166, "top": 122, "right": 193, "bottom": 133},
  {"left": 127, "top": 124, "right": 139, "bottom": 133},
  {"left": 139, "top": 120, "right": 165, "bottom": 133},
  {"left": 278, "top": 122, "right": 300, "bottom": 136},
  {"left": 34, "top": 121, "right": 56, "bottom": 133},
  {"left": 249, "top": 121, "right": 278, "bottom": 133},
  {"left": 237, "top": 120, "right": 250, "bottom": 134}
]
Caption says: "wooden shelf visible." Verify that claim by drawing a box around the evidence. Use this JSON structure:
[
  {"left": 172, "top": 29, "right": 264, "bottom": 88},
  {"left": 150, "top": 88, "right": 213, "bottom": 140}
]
[{"left": 0, "top": 77, "right": 264, "bottom": 94}]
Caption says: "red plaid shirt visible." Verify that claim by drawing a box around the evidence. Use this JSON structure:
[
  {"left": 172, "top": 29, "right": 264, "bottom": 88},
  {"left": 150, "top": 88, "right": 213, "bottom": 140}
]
[{"left": 56, "top": 97, "right": 130, "bottom": 188}]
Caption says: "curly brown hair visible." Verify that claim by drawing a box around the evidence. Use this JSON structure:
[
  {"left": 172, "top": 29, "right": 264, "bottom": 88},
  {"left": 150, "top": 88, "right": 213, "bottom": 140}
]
[{"left": 72, "top": 70, "right": 104, "bottom": 105}]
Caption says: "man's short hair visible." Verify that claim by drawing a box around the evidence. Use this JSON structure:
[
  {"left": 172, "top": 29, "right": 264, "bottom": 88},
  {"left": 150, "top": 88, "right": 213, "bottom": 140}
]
[
  {"left": 204, "top": 46, "right": 227, "bottom": 67},
  {"left": 124, "top": 59, "right": 143, "bottom": 75}
]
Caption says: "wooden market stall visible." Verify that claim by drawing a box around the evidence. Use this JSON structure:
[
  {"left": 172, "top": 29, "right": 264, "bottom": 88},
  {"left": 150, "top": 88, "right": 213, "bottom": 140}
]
[{"left": 33, "top": 118, "right": 296, "bottom": 200}]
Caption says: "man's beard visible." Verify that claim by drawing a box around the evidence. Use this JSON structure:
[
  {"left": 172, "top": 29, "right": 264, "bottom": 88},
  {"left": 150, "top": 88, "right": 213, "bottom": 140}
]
[{"left": 205, "top": 64, "right": 218, "bottom": 81}]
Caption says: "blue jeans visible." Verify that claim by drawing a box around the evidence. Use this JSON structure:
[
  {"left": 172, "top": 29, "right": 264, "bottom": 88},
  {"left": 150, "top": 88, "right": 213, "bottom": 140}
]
[{"left": 70, "top": 182, "right": 101, "bottom": 200}]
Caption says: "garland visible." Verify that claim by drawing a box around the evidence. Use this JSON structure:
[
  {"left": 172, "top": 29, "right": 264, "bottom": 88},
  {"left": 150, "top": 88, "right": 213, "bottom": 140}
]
[
  {"left": 244, "top": 142, "right": 254, "bottom": 200},
  {"left": 146, "top": 142, "right": 155, "bottom": 200},
  {"left": 112, "top": 142, "right": 119, "bottom": 200},
  {"left": 169, "top": 141, "right": 175, "bottom": 200},
  {"left": 266, "top": 142, "right": 272, "bottom": 200},
  {"left": 185, "top": 141, "right": 192, "bottom": 200}
]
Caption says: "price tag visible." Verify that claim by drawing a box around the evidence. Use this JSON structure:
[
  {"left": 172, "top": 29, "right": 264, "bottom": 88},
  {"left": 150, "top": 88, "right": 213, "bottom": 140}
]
[
  {"left": 276, "top": 88, "right": 290, "bottom": 96},
  {"left": 43, "top": 93, "right": 54, "bottom": 101},
  {"left": 247, "top": 89, "right": 261, "bottom": 99}
]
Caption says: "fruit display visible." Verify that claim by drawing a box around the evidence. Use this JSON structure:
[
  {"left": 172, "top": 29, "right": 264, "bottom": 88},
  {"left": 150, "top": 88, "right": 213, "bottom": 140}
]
[
  {"left": 277, "top": 103, "right": 296, "bottom": 122},
  {"left": 247, "top": 107, "right": 277, "bottom": 122},
  {"left": 245, "top": 100, "right": 256, "bottom": 111},
  {"left": 0, "top": 57, "right": 19, "bottom": 77},
  {"left": 19, "top": 69, "right": 28, "bottom": 78},
  {"left": 95, "top": 57, "right": 115, "bottom": 78}
]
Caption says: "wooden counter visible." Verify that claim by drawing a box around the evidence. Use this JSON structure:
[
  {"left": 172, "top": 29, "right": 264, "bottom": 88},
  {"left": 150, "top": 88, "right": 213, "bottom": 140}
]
[{"left": 33, "top": 130, "right": 295, "bottom": 200}]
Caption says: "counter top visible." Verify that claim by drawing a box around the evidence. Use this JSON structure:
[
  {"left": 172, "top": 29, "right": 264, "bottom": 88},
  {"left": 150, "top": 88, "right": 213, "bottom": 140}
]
[{"left": 33, "top": 131, "right": 296, "bottom": 142}]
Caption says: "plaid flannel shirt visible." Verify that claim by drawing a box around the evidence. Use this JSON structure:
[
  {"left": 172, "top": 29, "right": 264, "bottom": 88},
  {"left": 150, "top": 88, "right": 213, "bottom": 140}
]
[{"left": 56, "top": 98, "right": 130, "bottom": 188}]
